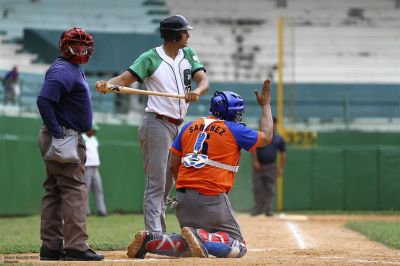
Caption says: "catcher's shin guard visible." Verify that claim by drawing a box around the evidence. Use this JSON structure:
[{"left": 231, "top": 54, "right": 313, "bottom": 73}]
[
  {"left": 127, "top": 231, "right": 188, "bottom": 258},
  {"left": 195, "top": 229, "right": 247, "bottom": 258},
  {"left": 145, "top": 233, "right": 188, "bottom": 257}
]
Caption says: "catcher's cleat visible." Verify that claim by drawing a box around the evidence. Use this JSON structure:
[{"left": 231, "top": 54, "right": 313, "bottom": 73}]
[
  {"left": 127, "top": 231, "right": 148, "bottom": 259},
  {"left": 181, "top": 227, "right": 208, "bottom": 258}
]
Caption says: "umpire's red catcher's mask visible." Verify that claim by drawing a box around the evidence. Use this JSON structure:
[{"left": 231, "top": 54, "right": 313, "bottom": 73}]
[
  {"left": 160, "top": 15, "right": 193, "bottom": 42},
  {"left": 59, "top": 27, "right": 94, "bottom": 65}
]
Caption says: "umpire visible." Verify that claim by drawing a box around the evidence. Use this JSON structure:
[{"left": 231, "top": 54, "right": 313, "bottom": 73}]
[
  {"left": 37, "top": 27, "right": 103, "bottom": 261},
  {"left": 251, "top": 116, "right": 286, "bottom": 217}
]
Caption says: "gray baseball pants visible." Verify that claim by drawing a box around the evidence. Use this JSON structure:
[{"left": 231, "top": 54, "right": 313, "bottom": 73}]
[
  {"left": 84, "top": 166, "right": 107, "bottom": 216},
  {"left": 174, "top": 188, "right": 244, "bottom": 242},
  {"left": 139, "top": 112, "right": 179, "bottom": 233}
]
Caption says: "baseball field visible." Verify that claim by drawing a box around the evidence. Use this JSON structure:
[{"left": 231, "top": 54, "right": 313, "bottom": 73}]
[{"left": 1, "top": 213, "right": 400, "bottom": 265}]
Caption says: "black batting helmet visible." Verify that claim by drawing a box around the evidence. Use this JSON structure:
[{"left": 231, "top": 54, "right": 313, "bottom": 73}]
[{"left": 160, "top": 15, "right": 193, "bottom": 42}]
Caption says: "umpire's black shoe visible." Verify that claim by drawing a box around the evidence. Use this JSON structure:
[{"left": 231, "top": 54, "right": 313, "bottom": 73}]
[
  {"left": 40, "top": 245, "right": 65, "bottom": 260},
  {"left": 64, "top": 248, "right": 104, "bottom": 261}
]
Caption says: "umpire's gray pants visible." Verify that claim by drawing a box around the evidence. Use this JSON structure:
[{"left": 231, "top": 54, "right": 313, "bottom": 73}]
[
  {"left": 84, "top": 166, "right": 107, "bottom": 216},
  {"left": 139, "top": 112, "right": 179, "bottom": 233}
]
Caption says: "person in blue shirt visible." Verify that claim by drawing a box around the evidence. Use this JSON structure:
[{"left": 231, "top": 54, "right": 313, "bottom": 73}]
[
  {"left": 36, "top": 27, "right": 103, "bottom": 261},
  {"left": 251, "top": 116, "right": 286, "bottom": 217},
  {"left": 2, "top": 66, "right": 19, "bottom": 104}
]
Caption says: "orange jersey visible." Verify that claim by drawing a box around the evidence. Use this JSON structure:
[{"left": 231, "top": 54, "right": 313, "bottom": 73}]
[{"left": 170, "top": 116, "right": 261, "bottom": 195}]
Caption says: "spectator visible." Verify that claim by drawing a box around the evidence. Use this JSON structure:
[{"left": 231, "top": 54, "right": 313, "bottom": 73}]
[
  {"left": 2, "top": 66, "right": 19, "bottom": 105},
  {"left": 83, "top": 123, "right": 108, "bottom": 217},
  {"left": 36, "top": 27, "right": 103, "bottom": 261},
  {"left": 251, "top": 116, "right": 286, "bottom": 217}
]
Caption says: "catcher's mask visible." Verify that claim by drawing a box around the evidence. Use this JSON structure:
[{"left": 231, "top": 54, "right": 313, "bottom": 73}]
[
  {"left": 59, "top": 27, "right": 94, "bottom": 64},
  {"left": 210, "top": 91, "right": 245, "bottom": 122},
  {"left": 159, "top": 15, "right": 193, "bottom": 42}
]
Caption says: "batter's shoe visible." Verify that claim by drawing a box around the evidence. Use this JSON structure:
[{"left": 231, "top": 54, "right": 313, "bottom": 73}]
[{"left": 181, "top": 227, "right": 208, "bottom": 258}]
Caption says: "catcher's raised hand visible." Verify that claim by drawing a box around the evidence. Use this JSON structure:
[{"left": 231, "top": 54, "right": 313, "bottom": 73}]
[
  {"left": 254, "top": 79, "right": 271, "bottom": 106},
  {"left": 95, "top": 81, "right": 108, "bottom": 94},
  {"left": 185, "top": 91, "right": 200, "bottom": 103}
]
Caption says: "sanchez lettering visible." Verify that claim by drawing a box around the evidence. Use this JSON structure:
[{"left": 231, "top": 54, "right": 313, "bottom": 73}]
[{"left": 188, "top": 123, "right": 226, "bottom": 136}]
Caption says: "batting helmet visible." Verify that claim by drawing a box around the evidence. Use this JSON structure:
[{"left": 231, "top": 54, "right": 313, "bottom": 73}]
[
  {"left": 210, "top": 91, "right": 245, "bottom": 122},
  {"left": 159, "top": 15, "right": 193, "bottom": 42},
  {"left": 59, "top": 27, "right": 94, "bottom": 64}
]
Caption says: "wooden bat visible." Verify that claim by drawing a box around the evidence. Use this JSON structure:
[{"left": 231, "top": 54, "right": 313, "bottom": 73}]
[{"left": 96, "top": 84, "right": 186, "bottom": 99}]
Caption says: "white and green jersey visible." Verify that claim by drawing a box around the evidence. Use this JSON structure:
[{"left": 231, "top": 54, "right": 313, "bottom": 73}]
[{"left": 128, "top": 45, "right": 205, "bottom": 120}]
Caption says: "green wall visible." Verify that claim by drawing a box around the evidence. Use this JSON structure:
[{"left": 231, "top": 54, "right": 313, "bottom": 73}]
[
  {"left": 283, "top": 146, "right": 400, "bottom": 210},
  {"left": 23, "top": 29, "right": 162, "bottom": 74},
  {"left": 1, "top": 116, "right": 400, "bottom": 215}
]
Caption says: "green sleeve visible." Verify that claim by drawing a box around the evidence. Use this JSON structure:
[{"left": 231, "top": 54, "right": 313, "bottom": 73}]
[
  {"left": 128, "top": 49, "right": 160, "bottom": 82},
  {"left": 183, "top": 48, "right": 205, "bottom": 75}
]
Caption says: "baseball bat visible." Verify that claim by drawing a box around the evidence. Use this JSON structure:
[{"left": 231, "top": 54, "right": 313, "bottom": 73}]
[{"left": 96, "top": 84, "right": 186, "bottom": 99}]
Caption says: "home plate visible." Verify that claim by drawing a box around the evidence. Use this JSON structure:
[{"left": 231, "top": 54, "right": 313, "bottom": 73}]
[{"left": 277, "top": 213, "right": 308, "bottom": 221}]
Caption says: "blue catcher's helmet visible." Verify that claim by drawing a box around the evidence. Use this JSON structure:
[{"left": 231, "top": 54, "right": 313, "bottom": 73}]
[{"left": 210, "top": 91, "right": 245, "bottom": 122}]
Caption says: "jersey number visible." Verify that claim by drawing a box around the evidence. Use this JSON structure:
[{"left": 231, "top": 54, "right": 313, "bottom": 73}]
[
  {"left": 201, "top": 134, "right": 211, "bottom": 155},
  {"left": 183, "top": 69, "right": 192, "bottom": 92}
]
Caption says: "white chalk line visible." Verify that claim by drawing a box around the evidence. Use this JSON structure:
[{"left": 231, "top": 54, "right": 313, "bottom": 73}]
[
  {"left": 105, "top": 258, "right": 163, "bottom": 262},
  {"left": 318, "top": 256, "right": 400, "bottom": 265},
  {"left": 286, "top": 221, "right": 306, "bottom": 249}
]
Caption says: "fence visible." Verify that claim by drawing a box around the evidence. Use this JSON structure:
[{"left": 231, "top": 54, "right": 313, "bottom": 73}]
[{"left": 1, "top": 116, "right": 400, "bottom": 215}]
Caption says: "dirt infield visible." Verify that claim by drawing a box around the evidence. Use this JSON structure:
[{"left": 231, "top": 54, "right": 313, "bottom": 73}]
[{"left": 2, "top": 214, "right": 400, "bottom": 265}]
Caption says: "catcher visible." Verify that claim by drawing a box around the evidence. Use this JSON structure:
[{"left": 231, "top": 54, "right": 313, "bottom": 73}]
[{"left": 127, "top": 79, "right": 274, "bottom": 258}]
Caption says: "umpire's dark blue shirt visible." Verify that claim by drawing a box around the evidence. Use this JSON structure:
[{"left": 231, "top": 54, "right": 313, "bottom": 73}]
[
  {"left": 256, "top": 133, "right": 286, "bottom": 165},
  {"left": 37, "top": 57, "right": 92, "bottom": 137}
]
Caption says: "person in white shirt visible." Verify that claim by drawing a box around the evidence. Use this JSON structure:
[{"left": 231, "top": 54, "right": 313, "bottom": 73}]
[
  {"left": 96, "top": 15, "right": 209, "bottom": 233},
  {"left": 83, "top": 123, "right": 107, "bottom": 216}
]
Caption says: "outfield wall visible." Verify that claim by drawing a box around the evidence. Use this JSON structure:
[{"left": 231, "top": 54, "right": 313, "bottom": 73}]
[{"left": 1, "top": 116, "right": 399, "bottom": 215}]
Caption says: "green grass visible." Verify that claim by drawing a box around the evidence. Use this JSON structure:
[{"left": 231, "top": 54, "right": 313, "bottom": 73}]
[
  {"left": 0, "top": 214, "right": 181, "bottom": 254},
  {"left": 280, "top": 210, "right": 400, "bottom": 215},
  {"left": 346, "top": 221, "right": 400, "bottom": 249}
]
